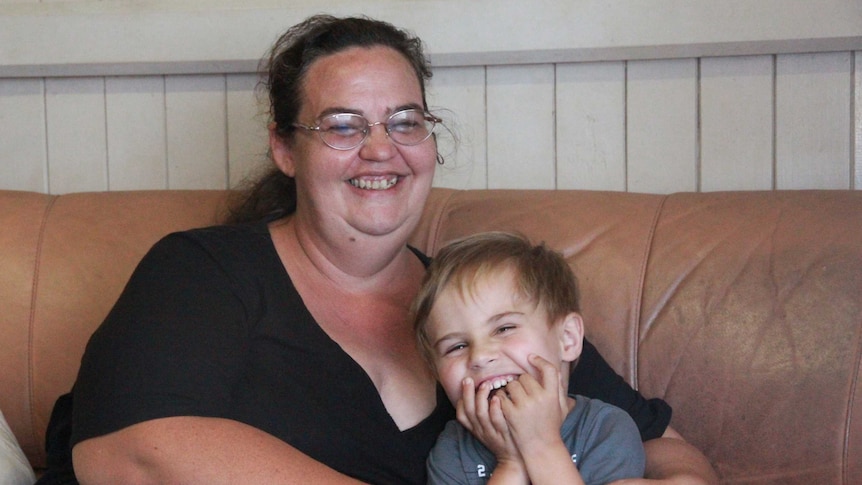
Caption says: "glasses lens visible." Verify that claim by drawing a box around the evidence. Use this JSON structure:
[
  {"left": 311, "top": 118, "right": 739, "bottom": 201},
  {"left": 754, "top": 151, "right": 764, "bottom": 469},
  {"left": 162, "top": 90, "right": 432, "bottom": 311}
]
[
  {"left": 386, "top": 110, "right": 436, "bottom": 146},
  {"left": 318, "top": 113, "right": 367, "bottom": 149}
]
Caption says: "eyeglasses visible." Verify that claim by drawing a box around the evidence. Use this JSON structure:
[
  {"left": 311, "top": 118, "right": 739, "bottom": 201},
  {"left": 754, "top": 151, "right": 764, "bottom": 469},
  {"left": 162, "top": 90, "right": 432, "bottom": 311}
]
[{"left": 292, "top": 109, "right": 442, "bottom": 150}]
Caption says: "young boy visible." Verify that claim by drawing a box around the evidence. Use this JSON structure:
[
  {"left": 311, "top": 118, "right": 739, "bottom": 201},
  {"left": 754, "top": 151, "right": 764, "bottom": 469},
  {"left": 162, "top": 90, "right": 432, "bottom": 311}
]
[{"left": 412, "top": 232, "right": 645, "bottom": 485}]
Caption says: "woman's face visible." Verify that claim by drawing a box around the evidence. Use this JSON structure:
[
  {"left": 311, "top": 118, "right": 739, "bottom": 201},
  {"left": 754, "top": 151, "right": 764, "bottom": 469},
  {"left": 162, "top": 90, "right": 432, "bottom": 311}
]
[{"left": 273, "top": 46, "right": 437, "bottom": 242}]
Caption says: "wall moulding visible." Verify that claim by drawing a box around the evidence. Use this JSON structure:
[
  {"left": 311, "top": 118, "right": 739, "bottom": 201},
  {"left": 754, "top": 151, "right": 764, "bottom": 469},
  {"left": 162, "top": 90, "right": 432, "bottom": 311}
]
[{"left": 1, "top": 0, "right": 861, "bottom": 78}]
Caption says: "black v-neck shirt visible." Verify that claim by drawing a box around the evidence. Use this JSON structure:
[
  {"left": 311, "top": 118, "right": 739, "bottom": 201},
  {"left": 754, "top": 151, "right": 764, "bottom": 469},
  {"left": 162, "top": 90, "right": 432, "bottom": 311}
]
[{"left": 69, "top": 222, "right": 670, "bottom": 485}]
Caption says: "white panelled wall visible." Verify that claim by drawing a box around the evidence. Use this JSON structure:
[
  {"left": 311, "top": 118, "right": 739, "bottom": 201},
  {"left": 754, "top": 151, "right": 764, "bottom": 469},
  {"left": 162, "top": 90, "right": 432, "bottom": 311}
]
[
  {"left": 0, "top": 73, "right": 266, "bottom": 193},
  {"left": 0, "top": 1, "right": 860, "bottom": 194}
]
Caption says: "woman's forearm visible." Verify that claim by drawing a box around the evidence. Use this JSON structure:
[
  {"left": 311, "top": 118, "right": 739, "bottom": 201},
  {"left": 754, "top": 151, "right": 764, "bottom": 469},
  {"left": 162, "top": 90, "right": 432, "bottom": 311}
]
[
  {"left": 642, "top": 427, "right": 719, "bottom": 485},
  {"left": 73, "top": 416, "right": 366, "bottom": 485}
]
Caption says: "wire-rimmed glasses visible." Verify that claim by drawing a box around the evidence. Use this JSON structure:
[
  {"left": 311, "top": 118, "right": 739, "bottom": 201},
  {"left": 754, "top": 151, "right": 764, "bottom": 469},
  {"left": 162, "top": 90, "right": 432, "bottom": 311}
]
[{"left": 292, "top": 108, "right": 441, "bottom": 150}]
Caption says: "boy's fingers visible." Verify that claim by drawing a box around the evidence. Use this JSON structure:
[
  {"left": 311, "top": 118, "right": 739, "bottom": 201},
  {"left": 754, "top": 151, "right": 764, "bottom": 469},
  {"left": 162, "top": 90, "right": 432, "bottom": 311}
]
[
  {"left": 488, "top": 395, "right": 508, "bottom": 430},
  {"left": 529, "top": 354, "right": 560, "bottom": 390},
  {"left": 461, "top": 377, "right": 475, "bottom": 408},
  {"left": 456, "top": 378, "right": 477, "bottom": 431}
]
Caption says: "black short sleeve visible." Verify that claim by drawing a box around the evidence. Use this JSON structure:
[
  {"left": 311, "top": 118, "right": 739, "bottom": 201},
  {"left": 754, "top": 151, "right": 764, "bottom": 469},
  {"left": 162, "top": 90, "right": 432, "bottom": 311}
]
[
  {"left": 568, "top": 338, "right": 672, "bottom": 441},
  {"left": 71, "top": 230, "right": 252, "bottom": 445}
]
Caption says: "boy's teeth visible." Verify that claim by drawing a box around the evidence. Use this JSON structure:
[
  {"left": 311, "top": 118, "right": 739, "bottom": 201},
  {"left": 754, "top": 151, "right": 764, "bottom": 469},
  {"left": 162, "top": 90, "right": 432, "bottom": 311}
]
[{"left": 491, "top": 376, "right": 515, "bottom": 389}]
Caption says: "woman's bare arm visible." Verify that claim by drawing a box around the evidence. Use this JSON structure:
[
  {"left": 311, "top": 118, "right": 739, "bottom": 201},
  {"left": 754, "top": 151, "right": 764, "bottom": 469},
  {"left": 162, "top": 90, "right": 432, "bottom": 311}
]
[
  {"left": 643, "top": 427, "right": 718, "bottom": 484},
  {"left": 73, "top": 416, "right": 366, "bottom": 485},
  {"left": 610, "top": 426, "right": 719, "bottom": 485}
]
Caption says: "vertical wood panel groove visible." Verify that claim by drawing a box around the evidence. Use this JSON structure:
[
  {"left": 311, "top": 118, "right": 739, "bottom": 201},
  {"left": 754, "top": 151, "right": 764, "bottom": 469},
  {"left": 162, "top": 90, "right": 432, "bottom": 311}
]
[
  {"left": 851, "top": 51, "right": 857, "bottom": 190},
  {"left": 162, "top": 75, "right": 168, "bottom": 189},
  {"left": 855, "top": 52, "right": 861, "bottom": 190},
  {"left": 695, "top": 59, "right": 701, "bottom": 192},
  {"left": 483, "top": 66, "right": 488, "bottom": 189},
  {"left": 770, "top": 55, "right": 778, "bottom": 190},
  {"left": 40, "top": 78, "right": 48, "bottom": 193},
  {"left": 102, "top": 77, "right": 110, "bottom": 190},
  {"left": 553, "top": 63, "right": 558, "bottom": 189},
  {"left": 222, "top": 74, "right": 229, "bottom": 190},
  {"left": 623, "top": 61, "right": 628, "bottom": 193}
]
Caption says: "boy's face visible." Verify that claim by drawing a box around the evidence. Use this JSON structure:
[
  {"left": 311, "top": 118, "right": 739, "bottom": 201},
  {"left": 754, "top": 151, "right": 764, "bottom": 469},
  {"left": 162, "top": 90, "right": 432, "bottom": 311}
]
[{"left": 426, "top": 267, "right": 583, "bottom": 406}]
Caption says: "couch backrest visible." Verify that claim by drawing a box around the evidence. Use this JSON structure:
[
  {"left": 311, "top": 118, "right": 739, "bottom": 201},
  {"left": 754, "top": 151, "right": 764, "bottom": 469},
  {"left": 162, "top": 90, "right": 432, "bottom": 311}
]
[
  {"left": 1, "top": 188, "right": 861, "bottom": 484},
  {"left": 413, "top": 189, "right": 862, "bottom": 484}
]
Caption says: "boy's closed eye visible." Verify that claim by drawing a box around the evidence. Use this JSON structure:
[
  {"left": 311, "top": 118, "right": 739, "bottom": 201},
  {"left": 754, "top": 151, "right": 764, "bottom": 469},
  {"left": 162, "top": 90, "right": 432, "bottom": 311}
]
[{"left": 444, "top": 343, "right": 467, "bottom": 356}]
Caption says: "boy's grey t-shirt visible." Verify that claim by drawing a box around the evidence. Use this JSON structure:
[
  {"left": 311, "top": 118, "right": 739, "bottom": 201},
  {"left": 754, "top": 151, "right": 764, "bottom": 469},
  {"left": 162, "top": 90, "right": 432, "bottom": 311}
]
[{"left": 427, "top": 394, "right": 646, "bottom": 485}]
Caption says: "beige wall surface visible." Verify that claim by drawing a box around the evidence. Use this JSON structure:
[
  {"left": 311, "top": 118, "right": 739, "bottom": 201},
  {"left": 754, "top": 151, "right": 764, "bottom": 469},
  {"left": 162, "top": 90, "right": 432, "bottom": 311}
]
[{"left": 1, "top": 0, "right": 860, "bottom": 193}]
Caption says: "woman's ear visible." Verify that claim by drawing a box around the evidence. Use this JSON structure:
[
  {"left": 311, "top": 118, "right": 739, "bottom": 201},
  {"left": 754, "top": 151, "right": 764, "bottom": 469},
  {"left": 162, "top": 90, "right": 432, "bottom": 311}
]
[
  {"left": 560, "top": 312, "right": 584, "bottom": 363},
  {"left": 269, "top": 123, "right": 297, "bottom": 177}
]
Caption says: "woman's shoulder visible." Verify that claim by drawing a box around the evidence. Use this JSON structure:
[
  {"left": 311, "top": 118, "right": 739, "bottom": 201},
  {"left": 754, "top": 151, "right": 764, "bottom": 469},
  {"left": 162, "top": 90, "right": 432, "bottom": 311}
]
[
  {"left": 171, "top": 220, "right": 271, "bottom": 244},
  {"left": 137, "top": 221, "right": 282, "bottom": 287},
  {"left": 152, "top": 221, "right": 272, "bottom": 258}
]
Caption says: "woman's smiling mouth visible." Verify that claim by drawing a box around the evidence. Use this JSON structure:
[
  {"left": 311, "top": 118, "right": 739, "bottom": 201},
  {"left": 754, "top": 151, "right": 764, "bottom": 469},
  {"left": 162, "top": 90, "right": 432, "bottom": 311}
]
[{"left": 349, "top": 176, "right": 398, "bottom": 190}]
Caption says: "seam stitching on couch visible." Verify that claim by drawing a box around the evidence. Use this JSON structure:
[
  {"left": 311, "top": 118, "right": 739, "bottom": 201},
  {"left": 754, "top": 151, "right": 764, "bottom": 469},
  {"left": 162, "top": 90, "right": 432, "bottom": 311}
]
[
  {"left": 632, "top": 194, "right": 668, "bottom": 391},
  {"left": 27, "top": 194, "right": 58, "bottom": 463},
  {"left": 843, "top": 314, "right": 862, "bottom": 484}
]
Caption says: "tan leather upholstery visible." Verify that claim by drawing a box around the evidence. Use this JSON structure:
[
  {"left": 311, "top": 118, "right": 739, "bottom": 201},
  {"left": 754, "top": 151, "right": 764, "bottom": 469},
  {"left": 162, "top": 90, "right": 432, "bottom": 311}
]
[{"left": 2, "top": 188, "right": 860, "bottom": 483}]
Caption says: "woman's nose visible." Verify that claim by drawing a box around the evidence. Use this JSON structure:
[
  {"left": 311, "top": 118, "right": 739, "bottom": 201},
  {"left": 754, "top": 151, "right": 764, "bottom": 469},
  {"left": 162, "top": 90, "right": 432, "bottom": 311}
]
[{"left": 358, "top": 124, "right": 396, "bottom": 161}]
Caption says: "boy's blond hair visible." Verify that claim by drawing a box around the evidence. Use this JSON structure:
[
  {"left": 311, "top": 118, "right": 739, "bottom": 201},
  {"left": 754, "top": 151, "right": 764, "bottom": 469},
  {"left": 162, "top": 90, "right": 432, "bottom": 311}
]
[{"left": 412, "top": 231, "right": 580, "bottom": 369}]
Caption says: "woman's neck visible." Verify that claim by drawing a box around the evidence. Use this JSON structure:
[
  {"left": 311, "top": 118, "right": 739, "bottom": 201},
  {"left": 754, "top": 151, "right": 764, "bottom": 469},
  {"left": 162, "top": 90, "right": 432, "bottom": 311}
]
[{"left": 271, "top": 214, "right": 417, "bottom": 292}]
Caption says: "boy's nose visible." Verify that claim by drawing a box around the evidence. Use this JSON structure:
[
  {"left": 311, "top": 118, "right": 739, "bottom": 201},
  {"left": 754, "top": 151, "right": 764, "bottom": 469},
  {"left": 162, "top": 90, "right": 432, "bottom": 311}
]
[{"left": 468, "top": 345, "right": 497, "bottom": 369}]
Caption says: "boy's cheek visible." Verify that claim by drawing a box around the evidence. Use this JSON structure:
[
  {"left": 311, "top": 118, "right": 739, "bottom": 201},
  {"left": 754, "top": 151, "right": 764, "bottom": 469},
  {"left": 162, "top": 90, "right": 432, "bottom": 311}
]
[{"left": 436, "top": 364, "right": 465, "bottom": 403}]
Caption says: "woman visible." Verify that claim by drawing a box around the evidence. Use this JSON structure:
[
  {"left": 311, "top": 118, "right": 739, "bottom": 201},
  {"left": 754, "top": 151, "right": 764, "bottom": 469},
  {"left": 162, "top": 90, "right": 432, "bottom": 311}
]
[{"left": 67, "top": 15, "right": 716, "bottom": 485}]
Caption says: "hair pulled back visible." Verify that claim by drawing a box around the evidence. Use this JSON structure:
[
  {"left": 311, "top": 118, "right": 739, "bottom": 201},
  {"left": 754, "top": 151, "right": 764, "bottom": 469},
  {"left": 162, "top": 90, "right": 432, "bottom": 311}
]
[{"left": 227, "top": 15, "right": 433, "bottom": 224}]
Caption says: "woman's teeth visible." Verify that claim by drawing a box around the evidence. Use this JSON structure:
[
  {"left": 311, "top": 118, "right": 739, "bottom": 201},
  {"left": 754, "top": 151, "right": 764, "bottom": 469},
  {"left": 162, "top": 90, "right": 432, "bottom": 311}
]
[{"left": 349, "top": 177, "right": 398, "bottom": 190}]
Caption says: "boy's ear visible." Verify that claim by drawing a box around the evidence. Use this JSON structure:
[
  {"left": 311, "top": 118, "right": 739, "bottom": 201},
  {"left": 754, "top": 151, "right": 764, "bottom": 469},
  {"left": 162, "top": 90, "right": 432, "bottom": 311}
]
[
  {"left": 269, "top": 123, "right": 297, "bottom": 177},
  {"left": 560, "top": 312, "right": 584, "bottom": 363}
]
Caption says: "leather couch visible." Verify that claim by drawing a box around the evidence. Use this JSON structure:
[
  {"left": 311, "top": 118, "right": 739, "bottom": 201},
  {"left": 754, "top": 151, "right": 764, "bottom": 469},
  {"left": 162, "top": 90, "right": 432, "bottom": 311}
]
[{"left": 1, "top": 188, "right": 860, "bottom": 483}]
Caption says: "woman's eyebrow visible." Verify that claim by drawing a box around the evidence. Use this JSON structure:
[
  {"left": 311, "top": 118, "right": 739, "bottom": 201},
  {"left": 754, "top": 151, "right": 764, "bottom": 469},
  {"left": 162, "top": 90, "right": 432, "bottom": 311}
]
[
  {"left": 315, "top": 103, "right": 423, "bottom": 119},
  {"left": 394, "top": 102, "right": 424, "bottom": 112},
  {"left": 316, "top": 106, "right": 361, "bottom": 118}
]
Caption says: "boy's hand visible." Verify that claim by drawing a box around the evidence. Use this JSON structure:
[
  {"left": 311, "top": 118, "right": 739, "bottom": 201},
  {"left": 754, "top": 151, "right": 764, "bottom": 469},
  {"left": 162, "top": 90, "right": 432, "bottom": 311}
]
[
  {"left": 456, "top": 377, "right": 525, "bottom": 473},
  {"left": 457, "top": 356, "right": 584, "bottom": 485},
  {"left": 498, "top": 354, "right": 569, "bottom": 456}
]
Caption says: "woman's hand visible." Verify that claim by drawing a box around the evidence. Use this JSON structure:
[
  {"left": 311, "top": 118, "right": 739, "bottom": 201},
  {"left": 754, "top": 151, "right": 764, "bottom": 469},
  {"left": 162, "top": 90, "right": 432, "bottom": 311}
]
[{"left": 607, "top": 428, "right": 719, "bottom": 485}]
